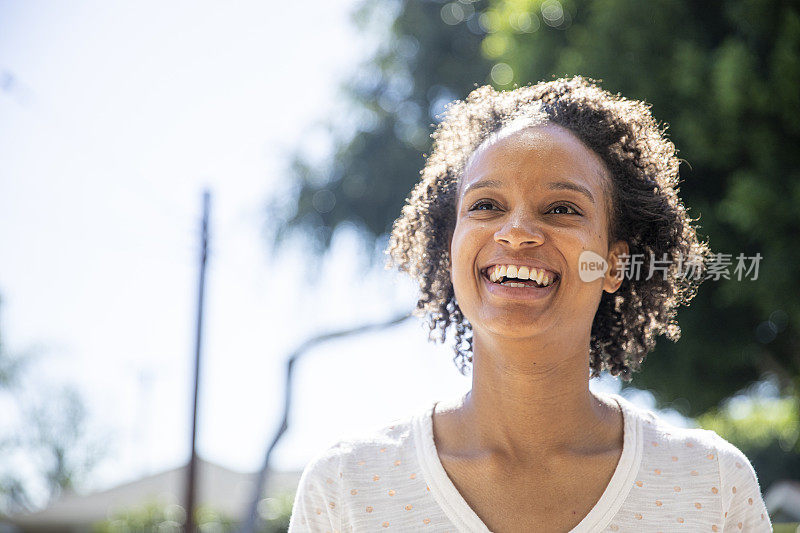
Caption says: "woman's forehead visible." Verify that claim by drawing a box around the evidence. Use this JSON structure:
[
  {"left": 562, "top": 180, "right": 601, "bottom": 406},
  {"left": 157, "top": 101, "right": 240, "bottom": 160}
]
[
  {"left": 463, "top": 114, "right": 549, "bottom": 170},
  {"left": 459, "top": 124, "right": 610, "bottom": 196}
]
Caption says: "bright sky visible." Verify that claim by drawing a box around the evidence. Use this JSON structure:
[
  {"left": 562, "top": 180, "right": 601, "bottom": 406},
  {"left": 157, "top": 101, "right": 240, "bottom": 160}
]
[{"left": 0, "top": 0, "right": 681, "bottom": 505}]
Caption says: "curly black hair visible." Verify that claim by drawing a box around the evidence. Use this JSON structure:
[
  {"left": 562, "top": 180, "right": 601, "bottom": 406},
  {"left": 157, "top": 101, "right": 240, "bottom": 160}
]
[{"left": 386, "top": 75, "right": 712, "bottom": 381}]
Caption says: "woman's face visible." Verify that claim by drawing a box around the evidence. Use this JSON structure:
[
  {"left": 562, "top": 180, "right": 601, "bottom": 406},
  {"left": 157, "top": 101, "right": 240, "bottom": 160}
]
[{"left": 449, "top": 123, "right": 628, "bottom": 344}]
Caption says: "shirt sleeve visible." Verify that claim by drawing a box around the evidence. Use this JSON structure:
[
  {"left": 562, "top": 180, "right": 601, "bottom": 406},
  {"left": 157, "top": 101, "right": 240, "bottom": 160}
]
[
  {"left": 288, "top": 444, "right": 345, "bottom": 533},
  {"left": 713, "top": 434, "right": 773, "bottom": 532}
]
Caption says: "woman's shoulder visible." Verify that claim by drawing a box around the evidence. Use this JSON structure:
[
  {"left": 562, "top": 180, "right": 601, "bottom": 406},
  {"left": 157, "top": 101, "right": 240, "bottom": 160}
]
[
  {"left": 289, "top": 404, "right": 439, "bottom": 532},
  {"left": 610, "top": 393, "right": 772, "bottom": 530},
  {"left": 639, "top": 406, "right": 772, "bottom": 529},
  {"left": 615, "top": 392, "right": 767, "bottom": 492}
]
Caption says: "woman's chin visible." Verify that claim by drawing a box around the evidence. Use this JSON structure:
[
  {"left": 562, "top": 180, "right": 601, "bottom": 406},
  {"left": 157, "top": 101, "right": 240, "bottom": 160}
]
[{"left": 475, "top": 314, "right": 556, "bottom": 340}]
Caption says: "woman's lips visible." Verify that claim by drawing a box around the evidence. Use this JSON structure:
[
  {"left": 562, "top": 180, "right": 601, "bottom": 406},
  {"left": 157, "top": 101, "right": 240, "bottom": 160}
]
[{"left": 480, "top": 270, "right": 559, "bottom": 301}]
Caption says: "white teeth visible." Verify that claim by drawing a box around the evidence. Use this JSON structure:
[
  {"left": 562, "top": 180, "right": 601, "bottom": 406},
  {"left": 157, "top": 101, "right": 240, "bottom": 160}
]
[{"left": 486, "top": 264, "right": 558, "bottom": 287}]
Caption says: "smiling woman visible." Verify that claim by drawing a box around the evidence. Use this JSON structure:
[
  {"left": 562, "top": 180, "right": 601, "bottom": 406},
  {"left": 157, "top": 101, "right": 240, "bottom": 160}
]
[
  {"left": 388, "top": 77, "right": 709, "bottom": 382},
  {"left": 288, "top": 76, "right": 773, "bottom": 532}
]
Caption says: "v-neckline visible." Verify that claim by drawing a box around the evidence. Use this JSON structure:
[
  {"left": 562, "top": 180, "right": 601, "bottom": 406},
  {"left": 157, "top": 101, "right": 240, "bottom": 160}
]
[{"left": 411, "top": 392, "right": 643, "bottom": 533}]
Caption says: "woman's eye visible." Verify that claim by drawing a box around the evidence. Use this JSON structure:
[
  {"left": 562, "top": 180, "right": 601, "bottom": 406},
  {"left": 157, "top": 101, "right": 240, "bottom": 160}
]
[
  {"left": 469, "top": 200, "right": 497, "bottom": 211},
  {"left": 550, "top": 204, "right": 578, "bottom": 215}
]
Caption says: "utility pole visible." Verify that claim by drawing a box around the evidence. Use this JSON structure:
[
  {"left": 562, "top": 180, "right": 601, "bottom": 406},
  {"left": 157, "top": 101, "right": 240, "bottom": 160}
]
[{"left": 186, "top": 190, "right": 210, "bottom": 533}]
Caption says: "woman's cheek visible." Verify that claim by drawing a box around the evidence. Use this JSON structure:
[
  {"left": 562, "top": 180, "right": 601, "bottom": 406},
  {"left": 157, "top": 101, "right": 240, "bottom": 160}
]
[
  {"left": 448, "top": 236, "right": 463, "bottom": 289},
  {"left": 449, "top": 232, "right": 475, "bottom": 301}
]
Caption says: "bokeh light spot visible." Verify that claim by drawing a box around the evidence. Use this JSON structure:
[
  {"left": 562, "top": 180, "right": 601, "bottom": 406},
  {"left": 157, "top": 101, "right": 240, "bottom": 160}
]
[
  {"left": 541, "top": 0, "right": 564, "bottom": 27},
  {"left": 441, "top": 3, "right": 465, "bottom": 25},
  {"left": 769, "top": 309, "right": 788, "bottom": 332},
  {"left": 755, "top": 320, "right": 777, "bottom": 344},
  {"left": 479, "top": 11, "right": 500, "bottom": 33},
  {"left": 482, "top": 34, "right": 510, "bottom": 58},
  {"left": 490, "top": 63, "right": 514, "bottom": 86},
  {"left": 312, "top": 189, "right": 336, "bottom": 214},
  {"left": 509, "top": 12, "right": 539, "bottom": 33}
]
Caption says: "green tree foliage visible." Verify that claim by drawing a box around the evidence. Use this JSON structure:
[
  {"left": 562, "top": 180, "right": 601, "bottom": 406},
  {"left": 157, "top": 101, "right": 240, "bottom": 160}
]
[
  {"left": 0, "top": 299, "right": 105, "bottom": 516},
  {"left": 93, "top": 501, "right": 236, "bottom": 532},
  {"left": 0, "top": 296, "right": 27, "bottom": 390},
  {"left": 271, "top": 0, "right": 799, "bottom": 414},
  {"left": 697, "top": 393, "right": 799, "bottom": 452},
  {"left": 268, "top": 0, "right": 494, "bottom": 257},
  {"left": 26, "top": 387, "right": 105, "bottom": 502},
  {"left": 92, "top": 493, "right": 294, "bottom": 533},
  {"left": 0, "top": 385, "right": 104, "bottom": 516}
]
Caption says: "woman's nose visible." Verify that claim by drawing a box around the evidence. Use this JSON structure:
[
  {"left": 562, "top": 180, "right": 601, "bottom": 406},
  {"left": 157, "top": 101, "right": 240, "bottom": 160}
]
[{"left": 494, "top": 212, "right": 545, "bottom": 248}]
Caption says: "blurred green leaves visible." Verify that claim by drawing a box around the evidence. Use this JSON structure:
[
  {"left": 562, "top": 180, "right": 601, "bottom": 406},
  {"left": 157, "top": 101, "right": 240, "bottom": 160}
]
[
  {"left": 266, "top": 0, "right": 494, "bottom": 257},
  {"left": 698, "top": 395, "right": 800, "bottom": 452},
  {"left": 0, "top": 300, "right": 105, "bottom": 516},
  {"left": 92, "top": 492, "right": 295, "bottom": 533},
  {"left": 93, "top": 500, "right": 236, "bottom": 533}
]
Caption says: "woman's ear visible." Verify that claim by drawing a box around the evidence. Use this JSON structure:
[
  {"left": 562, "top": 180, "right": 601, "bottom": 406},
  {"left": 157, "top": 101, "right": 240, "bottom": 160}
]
[{"left": 603, "top": 240, "right": 629, "bottom": 294}]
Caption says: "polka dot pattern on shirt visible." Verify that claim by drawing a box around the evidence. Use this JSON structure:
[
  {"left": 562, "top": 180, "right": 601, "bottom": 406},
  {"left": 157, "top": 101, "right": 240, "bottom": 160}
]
[{"left": 622, "top": 431, "right": 768, "bottom": 532}]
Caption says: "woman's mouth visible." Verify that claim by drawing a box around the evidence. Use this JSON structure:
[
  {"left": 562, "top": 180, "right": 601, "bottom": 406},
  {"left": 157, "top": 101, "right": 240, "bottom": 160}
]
[
  {"left": 480, "top": 264, "right": 560, "bottom": 300},
  {"left": 483, "top": 264, "right": 558, "bottom": 286}
]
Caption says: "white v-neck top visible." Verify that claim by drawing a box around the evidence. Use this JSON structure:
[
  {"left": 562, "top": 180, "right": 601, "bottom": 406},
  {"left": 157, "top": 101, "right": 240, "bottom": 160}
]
[{"left": 288, "top": 393, "right": 772, "bottom": 532}]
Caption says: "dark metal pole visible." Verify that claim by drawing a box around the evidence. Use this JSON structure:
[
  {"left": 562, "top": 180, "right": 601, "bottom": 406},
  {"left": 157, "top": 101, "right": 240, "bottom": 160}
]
[
  {"left": 186, "top": 190, "right": 210, "bottom": 533},
  {"left": 240, "top": 311, "right": 413, "bottom": 533}
]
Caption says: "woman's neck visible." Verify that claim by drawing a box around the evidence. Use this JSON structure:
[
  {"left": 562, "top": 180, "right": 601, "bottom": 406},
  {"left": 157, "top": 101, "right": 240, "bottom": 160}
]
[{"left": 441, "top": 332, "right": 621, "bottom": 464}]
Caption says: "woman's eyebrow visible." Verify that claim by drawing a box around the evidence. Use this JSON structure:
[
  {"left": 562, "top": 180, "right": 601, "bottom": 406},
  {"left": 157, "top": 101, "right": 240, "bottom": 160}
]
[
  {"left": 462, "top": 178, "right": 596, "bottom": 206},
  {"left": 462, "top": 178, "right": 503, "bottom": 196},
  {"left": 547, "top": 180, "right": 596, "bottom": 205}
]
